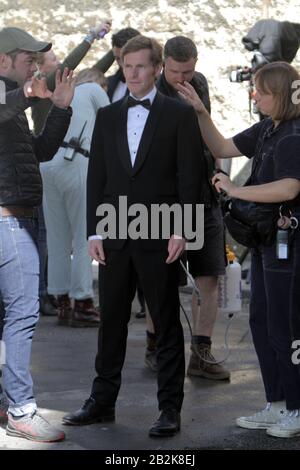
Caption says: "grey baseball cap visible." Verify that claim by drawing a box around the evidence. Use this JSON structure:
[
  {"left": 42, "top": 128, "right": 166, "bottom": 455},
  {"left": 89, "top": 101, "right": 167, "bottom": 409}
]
[{"left": 0, "top": 27, "right": 52, "bottom": 54}]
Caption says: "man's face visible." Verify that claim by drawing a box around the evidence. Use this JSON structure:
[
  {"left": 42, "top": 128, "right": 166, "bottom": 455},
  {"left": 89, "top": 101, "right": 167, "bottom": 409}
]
[
  {"left": 164, "top": 56, "right": 197, "bottom": 90},
  {"left": 123, "top": 48, "right": 161, "bottom": 99},
  {"left": 7, "top": 52, "right": 38, "bottom": 86},
  {"left": 39, "top": 50, "right": 60, "bottom": 75},
  {"left": 113, "top": 46, "right": 122, "bottom": 68}
]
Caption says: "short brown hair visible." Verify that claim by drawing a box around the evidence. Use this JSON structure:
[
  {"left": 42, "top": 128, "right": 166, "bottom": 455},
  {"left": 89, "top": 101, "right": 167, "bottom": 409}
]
[
  {"left": 111, "top": 27, "right": 140, "bottom": 48},
  {"left": 255, "top": 62, "right": 300, "bottom": 121},
  {"left": 121, "top": 35, "right": 162, "bottom": 67},
  {"left": 164, "top": 36, "right": 197, "bottom": 62}
]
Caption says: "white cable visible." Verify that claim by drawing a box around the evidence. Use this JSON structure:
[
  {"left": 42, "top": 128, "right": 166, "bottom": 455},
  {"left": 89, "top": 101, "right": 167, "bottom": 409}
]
[{"left": 179, "top": 260, "right": 235, "bottom": 365}]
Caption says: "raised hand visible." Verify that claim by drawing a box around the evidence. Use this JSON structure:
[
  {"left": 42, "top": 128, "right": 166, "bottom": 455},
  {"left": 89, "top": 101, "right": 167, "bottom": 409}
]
[
  {"left": 50, "top": 68, "right": 76, "bottom": 109},
  {"left": 90, "top": 19, "right": 112, "bottom": 40},
  {"left": 177, "top": 81, "right": 207, "bottom": 114}
]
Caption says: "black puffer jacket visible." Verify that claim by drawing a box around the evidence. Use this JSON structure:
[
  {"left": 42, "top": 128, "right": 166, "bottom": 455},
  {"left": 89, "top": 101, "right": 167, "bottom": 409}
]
[{"left": 0, "top": 76, "right": 72, "bottom": 207}]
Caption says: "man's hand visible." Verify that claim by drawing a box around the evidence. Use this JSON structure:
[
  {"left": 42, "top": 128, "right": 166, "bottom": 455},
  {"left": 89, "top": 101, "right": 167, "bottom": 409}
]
[
  {"left": 88, "top": 239, "right": 106, "bottom": 265},
  {"left": 23, "top": 76, "right": 53, "bottom": 99},
  {"left": 90, "top": 19, "right": 112, "bottom": 40},
  {"left": 50, "top": 68, "right": 76, "bottom": 109},
  {"left": 166, "top": 235, "right": 186, "bottom": 264}
]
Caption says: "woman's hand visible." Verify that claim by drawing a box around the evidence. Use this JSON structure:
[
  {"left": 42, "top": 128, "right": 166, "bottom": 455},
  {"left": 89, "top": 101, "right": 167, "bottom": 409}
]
[
  {"left": 177, "top": 81, "right": 207, "bottom": 114},
  {"left": 211, "top": 172, "right": 237, "bottom": 197}
]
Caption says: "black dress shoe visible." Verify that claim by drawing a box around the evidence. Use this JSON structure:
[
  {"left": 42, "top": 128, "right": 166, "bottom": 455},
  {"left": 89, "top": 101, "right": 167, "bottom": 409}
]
[
  {"left": 62, "top": 397, "right": 115, "bottom": 426},
  {"left": 149, "top": 409, "right": 180, "bottom": 437}
]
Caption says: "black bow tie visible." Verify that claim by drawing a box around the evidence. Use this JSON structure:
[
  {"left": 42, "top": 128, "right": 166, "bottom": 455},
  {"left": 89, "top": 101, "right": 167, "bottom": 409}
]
[{"left": 127, "top": 96, "right": 151, "bottom": 110}]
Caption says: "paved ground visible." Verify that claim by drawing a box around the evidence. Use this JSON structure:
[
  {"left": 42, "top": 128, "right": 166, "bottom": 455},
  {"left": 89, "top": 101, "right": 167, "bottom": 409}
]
[{"left": 0, "top": 276, "right": 299, "bottom": 452}]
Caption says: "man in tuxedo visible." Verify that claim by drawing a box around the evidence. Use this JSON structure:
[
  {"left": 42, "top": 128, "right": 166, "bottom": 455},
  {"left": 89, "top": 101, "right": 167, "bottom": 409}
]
[
  {"left": 62, "top": 35, "right": 204, "bottom": 437},
  {"left": 107, "top": 27, "right": 140, "bottom": 102}
]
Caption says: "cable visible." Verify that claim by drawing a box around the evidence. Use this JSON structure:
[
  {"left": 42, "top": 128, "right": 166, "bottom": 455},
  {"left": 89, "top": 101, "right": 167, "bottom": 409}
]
[
  {"left": 180, "top": 260, "right": 201, "bottom": 303},
  {"left": 179, "top": 259, "right": 236, "bottom": 365}
]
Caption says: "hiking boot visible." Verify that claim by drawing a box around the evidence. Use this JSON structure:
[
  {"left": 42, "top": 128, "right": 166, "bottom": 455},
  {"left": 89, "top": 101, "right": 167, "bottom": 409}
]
[
  {"left": 267, "top": 409, "right": 300, "bottom": 437},
  {"left": 187, "top": 343, "right": 230, "bottom": 380},
  {"left": 57, "top": 294, "right": 72, "bottom": 326},
  {"left": 70, "top": 299, "right": 100, "bottom": 327},
  {"left": 39, "top": 293, "right": 58, "bottom": 317},
  {"left": 0, "top": 396, "right": 8, "bottom": 423},
  {"left": 6, "top": 410, "right": 65, "bottom": 442},
  {"left": 236, "top": 401, "right": 287, "bottom": 430}
]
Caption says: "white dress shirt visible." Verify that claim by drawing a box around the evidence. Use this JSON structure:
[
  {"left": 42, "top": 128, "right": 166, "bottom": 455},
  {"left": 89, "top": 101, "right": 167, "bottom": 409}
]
[
  {"left": 112, "top": 81, "right": 128, "bottom": 103},
  {"left": 127, "top": 87, "right": 157, "bottom": 166},
  {"left": 89, "top": 86, "right": 157, "bottom": 240}
]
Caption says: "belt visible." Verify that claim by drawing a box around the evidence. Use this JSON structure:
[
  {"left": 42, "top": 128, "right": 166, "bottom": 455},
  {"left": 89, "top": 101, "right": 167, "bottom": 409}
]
[
  {"left": 60, "top": 142, "right": 90, "bottom": 158},
  {"left": 0, "top": 206, "right": 38, "bottom": 218}
]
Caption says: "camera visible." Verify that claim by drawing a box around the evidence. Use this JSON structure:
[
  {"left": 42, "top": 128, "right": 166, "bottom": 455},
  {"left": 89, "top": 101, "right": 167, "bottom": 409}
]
[
  {"left": 229, "top": 51, "right": 268, "bottom": 83},
  {"left": 229, "top": 66, "right": 252, "bottom": 83}
]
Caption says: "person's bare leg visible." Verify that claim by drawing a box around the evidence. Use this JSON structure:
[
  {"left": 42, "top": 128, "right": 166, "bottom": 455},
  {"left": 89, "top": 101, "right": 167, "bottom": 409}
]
[
  {"left": 192, "top": 276, "right": 218, "bottom": 337},
  {"left": 188, "top": 275, "right": 230, "bottom": 380}
]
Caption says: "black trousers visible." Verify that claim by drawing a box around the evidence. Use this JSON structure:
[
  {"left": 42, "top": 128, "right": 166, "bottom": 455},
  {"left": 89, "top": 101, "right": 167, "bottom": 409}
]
[
  {"left": 250, "top": 229, "right": 300, "bottom": 410},
  {"left": 91, "top": 241, "right": 185, "bottom": 412}
]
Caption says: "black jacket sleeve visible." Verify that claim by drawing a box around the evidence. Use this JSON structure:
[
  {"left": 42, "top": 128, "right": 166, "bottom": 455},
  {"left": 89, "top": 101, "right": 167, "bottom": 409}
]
[
  {"left": 33, "top": 106, "right": 72, "bottom": 162},
  {"left": 0, "top": 88, "right": 30, "bottom": 123},
  {"left": 86, "top": 108, "right": 106, "bottom": 237}
]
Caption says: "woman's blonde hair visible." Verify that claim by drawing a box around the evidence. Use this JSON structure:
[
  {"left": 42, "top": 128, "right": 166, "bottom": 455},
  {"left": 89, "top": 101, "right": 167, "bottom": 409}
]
[
  {"left": 254, "top": 61, "right": 300, "bottom": 121},
  {"left": 75, "top": 67, "right": 108, "bottom": 91}
]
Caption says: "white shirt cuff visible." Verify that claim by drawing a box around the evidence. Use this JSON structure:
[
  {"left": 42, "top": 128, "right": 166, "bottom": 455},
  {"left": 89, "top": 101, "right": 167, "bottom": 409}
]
[{"left": 88, "top": 235, "right": 103, "bottom": 240}]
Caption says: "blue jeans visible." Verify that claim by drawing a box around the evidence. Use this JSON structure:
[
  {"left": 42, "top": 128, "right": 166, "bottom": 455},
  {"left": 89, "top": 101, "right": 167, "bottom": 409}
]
[
  {"left": 38, "top": 205, "right": 47, "bottom": 297},
  {"left": 0, "top": 211, "right": 39, "bottom": 411}
]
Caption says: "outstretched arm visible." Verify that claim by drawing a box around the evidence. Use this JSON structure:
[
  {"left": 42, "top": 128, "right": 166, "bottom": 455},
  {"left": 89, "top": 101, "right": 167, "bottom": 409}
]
[{"left": 177, "top": 81, "right": 241, "bottom": 159}]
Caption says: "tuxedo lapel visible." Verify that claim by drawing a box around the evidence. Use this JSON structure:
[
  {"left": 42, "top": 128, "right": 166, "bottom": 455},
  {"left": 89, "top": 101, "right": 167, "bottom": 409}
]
[
  {"left": 132, "top": 92, "right": 165, "bottom": 176},
  {"left": 115, "top": 98, "right": 133, "bottom": 176}
]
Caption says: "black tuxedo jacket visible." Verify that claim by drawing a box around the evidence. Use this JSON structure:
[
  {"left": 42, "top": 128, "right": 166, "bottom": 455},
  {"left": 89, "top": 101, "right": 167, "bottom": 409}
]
[{"left": 87, "top": 91, "right": 205, "bottom": 250}]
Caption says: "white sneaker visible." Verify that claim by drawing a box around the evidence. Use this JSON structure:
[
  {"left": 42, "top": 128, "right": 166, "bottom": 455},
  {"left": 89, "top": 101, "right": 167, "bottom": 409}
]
[
  {"left": 267, "top": 409, "right": 300, "bottom": 438},
  {"left": 7, "top": 410, "right": 65, "bottom": 442},
  {"left": 236, "top": 402, "right": 287, "bottom": 429}
]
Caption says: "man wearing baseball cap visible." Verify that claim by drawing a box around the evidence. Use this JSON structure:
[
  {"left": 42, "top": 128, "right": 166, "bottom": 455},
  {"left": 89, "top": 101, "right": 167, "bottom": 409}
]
[
  {"left": 0, "top": 26, "right": 75, "bottom": 443},
  {"left": 0, "top": 26, "right": 52, "bottom": 54}
]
